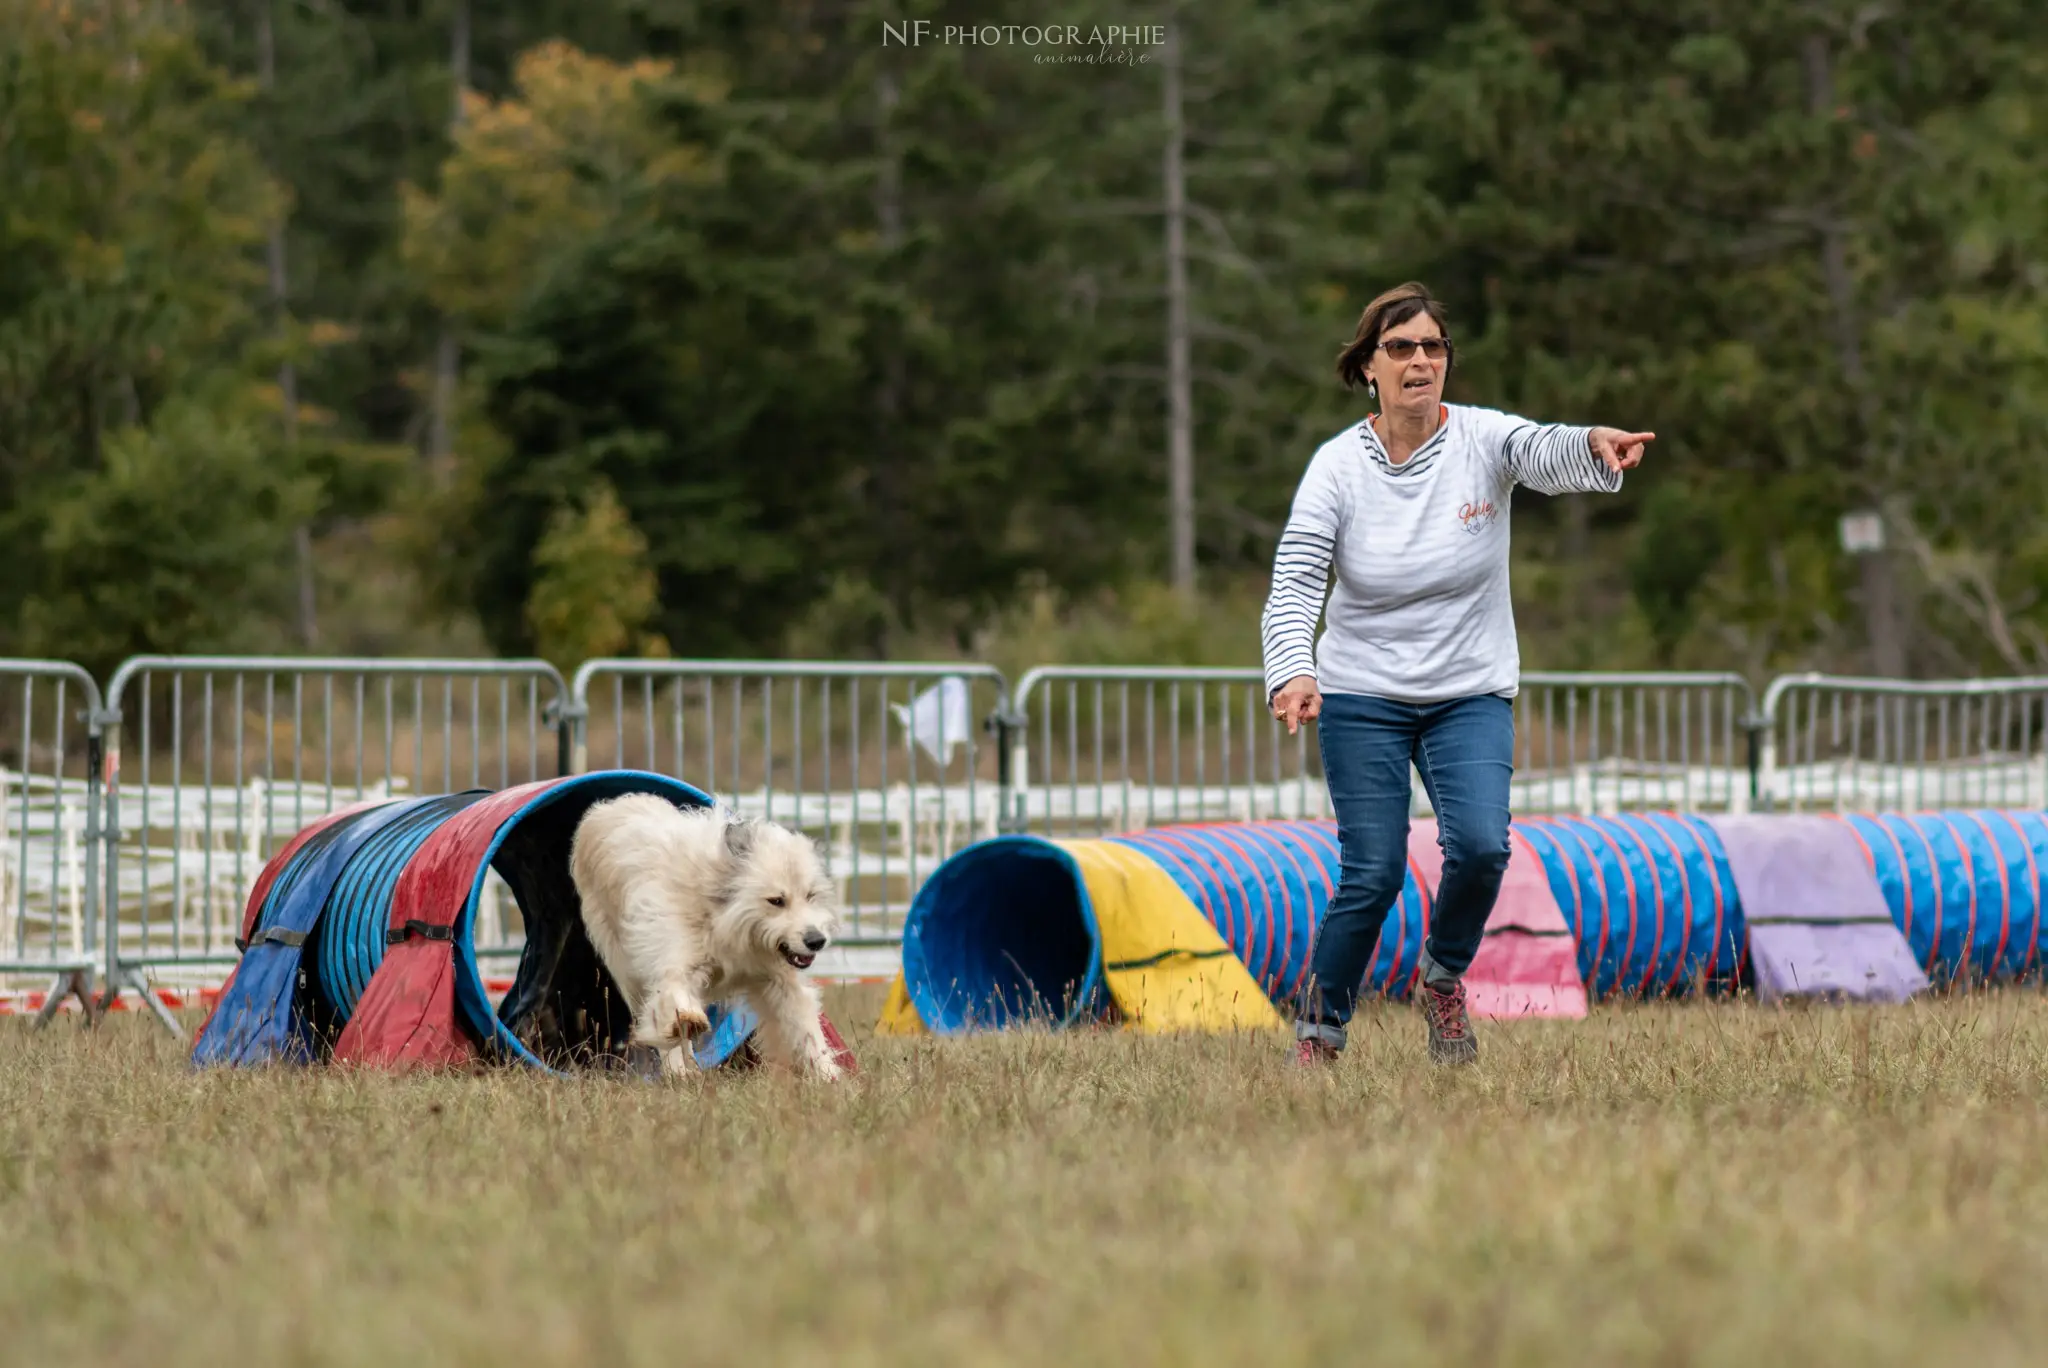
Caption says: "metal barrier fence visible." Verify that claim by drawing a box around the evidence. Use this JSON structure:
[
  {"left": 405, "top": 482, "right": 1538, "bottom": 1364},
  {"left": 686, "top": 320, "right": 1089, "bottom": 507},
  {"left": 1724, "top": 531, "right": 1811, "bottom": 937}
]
[
  {"left": 1758, "top": 674, "right": 2048, "bottom": 812},
  {"left": 0, "top": 661, "right": 104, "bottom": 1022},
  {"left": 1008, "top": 668, "right": 1761, "bottom": 838},
  {"left": 568, "top": 660, "right": 1013, "bottom": 943},
  {"left": 1515, "top": 672, "right": 1757, "bottom": 815},
  {"left": 1008, "top": 667, "right": 1323, "bottom": 838},
  {"left": 97, "top": 656, "right": 568, "bottom": 1024}
]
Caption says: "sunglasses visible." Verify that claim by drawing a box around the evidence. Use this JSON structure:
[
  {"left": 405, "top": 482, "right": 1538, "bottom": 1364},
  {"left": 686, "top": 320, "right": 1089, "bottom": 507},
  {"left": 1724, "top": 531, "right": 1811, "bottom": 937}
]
[{"left": 1376, "top": 337, "right": 1452, "bottom": 361}]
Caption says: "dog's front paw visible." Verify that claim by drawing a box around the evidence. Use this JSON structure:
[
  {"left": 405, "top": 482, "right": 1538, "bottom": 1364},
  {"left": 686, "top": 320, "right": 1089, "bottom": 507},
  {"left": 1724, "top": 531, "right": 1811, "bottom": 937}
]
[
  {"left": 658, "top": 985, "right": 711, "bottom": 1041},
  {"left": 801, "top": 1044, "right": 847, "bottom": 1082},
  {"left": 664, "top": 1003, "right": 711, "bottom": 1044},
  {"left": 636, "top": 990, "right": 711, "bottom": 1048}
]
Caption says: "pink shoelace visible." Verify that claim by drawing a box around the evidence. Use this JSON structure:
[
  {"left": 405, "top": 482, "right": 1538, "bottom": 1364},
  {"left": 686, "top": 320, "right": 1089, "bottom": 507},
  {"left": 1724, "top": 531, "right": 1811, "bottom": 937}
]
[{"left": 1420, "top": 980, "right": 1470, "bottom": 1039}]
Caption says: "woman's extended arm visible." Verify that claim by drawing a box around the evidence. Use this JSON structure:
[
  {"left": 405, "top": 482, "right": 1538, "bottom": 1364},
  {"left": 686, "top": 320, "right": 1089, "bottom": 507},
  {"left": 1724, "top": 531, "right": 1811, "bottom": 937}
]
[
  {"left": 1261, "top": 450, "right": 1344, "bottom": 732},
  {"left": 1496, "top": 416, "right": 1654, "bottom": 494}
]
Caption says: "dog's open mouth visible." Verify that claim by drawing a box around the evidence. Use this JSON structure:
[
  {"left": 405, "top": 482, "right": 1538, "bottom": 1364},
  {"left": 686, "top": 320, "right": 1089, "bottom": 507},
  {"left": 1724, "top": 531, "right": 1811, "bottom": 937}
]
[{"left": 781, "top": 947, "right": 817, "bottom": 970}]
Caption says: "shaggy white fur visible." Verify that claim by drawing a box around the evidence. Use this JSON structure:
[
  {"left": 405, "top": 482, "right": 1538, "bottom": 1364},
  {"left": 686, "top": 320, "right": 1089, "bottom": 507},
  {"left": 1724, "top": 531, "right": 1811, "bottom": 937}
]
[{"left": 568, "top": 795, "right": 843, "bottom": 1079}]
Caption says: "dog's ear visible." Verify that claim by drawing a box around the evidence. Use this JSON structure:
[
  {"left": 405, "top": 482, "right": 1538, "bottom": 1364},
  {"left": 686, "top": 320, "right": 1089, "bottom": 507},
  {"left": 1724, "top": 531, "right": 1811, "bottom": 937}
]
[{"left": 723, "top": 819, "right": 755, "bottom": 858}]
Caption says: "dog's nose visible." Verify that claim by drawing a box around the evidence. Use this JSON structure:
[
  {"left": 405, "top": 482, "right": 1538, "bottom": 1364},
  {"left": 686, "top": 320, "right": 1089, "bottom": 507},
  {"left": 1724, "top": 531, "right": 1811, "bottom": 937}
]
[{"left": 802, "top": 930, "right": 827, "bottom": 953}]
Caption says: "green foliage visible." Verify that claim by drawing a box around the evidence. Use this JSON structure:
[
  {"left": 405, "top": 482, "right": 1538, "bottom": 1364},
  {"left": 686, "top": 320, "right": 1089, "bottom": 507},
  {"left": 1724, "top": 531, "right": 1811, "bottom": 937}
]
[
  {"left": 1629, "top": 484, "right": 1726, "bottom": 664},
  {"left": 0, "top": 1, "right": 451, "bottom": 668},
  {"left": 20, "top": 394, "right": 317, "bottom": 676},
  {"left": 524, "top": 479, "right": 668, "bottom": 670},
  {"left": 5, "top": 0, "right": 2048, "bottom": 674},
  {"left": 0, "top": 0, "right": 289, "bottom": 665},
  {"left": 0, "top": 0, "right": 271, "bottom": 482},
  {"left": 968, "top": 580, "right": 1269, "bottom": 684}
]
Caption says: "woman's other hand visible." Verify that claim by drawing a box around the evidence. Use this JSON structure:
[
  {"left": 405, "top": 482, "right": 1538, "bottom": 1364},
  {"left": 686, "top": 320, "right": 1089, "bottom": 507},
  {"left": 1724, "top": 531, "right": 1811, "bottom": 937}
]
[{"left": 1271, "top": 675, "right": 1323, "bottom": 736}]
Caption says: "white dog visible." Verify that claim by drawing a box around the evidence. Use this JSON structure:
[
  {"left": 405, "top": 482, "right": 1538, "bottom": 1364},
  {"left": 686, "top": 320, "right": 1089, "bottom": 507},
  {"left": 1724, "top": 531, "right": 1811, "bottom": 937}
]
[{"left": 568, "top": 795, "right": 844, "bottom": 1080}]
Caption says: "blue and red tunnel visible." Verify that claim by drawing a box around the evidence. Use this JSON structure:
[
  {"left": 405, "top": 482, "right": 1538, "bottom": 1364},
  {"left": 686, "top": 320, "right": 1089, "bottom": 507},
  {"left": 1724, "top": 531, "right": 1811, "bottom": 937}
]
[{"left": 193, "top": 771, "right": 853, "bottom": 1074}]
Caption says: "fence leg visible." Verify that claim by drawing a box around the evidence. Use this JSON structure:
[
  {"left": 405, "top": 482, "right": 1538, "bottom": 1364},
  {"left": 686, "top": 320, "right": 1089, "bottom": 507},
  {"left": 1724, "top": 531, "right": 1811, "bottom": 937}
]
[
  {"left": 96, "top": 968, "right": 185, "bottom": 1039},
  {"left": 1737, "top": 713, "right": 1764, "bottom": 816},
  {"left": 554, "top": 698, "right": 588, "bottom": 778},
  {"left": 1754, "top": 721, "right": 1777, "bottom": 813},
  {"left": 91, "top": 707, "right": 123, "bottom": 1033},
  {"left": 990, "top": 705, "right": 1025, "bottom": 835},
  {"left": 82, "top": 704, "right": 183, "bottom": 1038},
  {"left": 32, "top": 969, "right": 97, "bottom": 1028}
]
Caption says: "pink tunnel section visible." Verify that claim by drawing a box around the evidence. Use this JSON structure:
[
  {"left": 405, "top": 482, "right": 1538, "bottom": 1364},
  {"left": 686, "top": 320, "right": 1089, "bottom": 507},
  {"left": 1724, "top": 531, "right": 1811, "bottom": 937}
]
[{"left": 1408, "top": 820, "right": 1587, "bottom": 1020}]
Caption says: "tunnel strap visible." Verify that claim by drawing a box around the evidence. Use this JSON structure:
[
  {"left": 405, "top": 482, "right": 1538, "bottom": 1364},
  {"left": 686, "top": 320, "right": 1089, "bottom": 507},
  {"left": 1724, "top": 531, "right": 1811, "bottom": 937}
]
[
  {"left": 385, "top": 919, "right": 456, "bottom": 945},
  {"left": 1742, "top": 913, "right": 1899, "bottom": 926},
  {"left": 1103, "top": 947, "right": 1232, "bottom": 972},
  {"left": 236, "top": 926, "right": 309, "bottom": 953}
]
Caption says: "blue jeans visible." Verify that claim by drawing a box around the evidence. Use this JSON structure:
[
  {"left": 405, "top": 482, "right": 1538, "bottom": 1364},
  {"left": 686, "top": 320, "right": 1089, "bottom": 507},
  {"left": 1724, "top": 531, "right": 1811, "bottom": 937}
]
[{"left": 1298, "top": 693, "right": 1514, "bottom": 1048}]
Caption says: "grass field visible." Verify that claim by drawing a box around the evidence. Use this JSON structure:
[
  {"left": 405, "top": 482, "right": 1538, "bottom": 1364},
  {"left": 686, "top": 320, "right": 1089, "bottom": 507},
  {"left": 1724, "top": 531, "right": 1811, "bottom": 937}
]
[{"left": 5, "top": 986, "right": 2048, "bottom": 1366}]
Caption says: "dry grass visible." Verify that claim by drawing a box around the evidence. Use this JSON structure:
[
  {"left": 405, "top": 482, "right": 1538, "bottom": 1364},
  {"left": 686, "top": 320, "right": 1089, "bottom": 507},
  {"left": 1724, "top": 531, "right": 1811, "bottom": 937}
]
[{"left": 4, "top": 987, "right": 2048, "bottom": 1365}]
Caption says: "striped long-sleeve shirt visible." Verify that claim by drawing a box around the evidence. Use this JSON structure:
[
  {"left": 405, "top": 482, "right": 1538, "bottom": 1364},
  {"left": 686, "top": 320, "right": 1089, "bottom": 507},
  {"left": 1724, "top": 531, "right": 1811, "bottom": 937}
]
[{"left": 1259, "top": 404, "right": 1623, "bottom": 704}]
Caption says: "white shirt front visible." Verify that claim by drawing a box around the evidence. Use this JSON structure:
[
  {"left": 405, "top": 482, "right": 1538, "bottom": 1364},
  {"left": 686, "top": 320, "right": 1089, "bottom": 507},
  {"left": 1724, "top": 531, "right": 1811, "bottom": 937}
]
[{"left": 1259, "top": 403, "right": 1622, "bottom": 704}]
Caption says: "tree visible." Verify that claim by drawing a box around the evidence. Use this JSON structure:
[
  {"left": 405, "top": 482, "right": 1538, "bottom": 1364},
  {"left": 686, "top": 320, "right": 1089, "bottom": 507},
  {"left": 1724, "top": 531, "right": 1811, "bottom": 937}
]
[
  {"left": 1372, "top": 0, "right": 2044, "bottom": 674},
  {"left": 524, "top": 480, "right": 668, "bottom": 669},
  {"left": 23, "top": 393, "right": 318, "bottom": 676},
  {"left": 0, "top": 0, "right": 313, "bottom": 669},
  {"left": 14, "top": 0, "right": 2041, "bottom": 678}
]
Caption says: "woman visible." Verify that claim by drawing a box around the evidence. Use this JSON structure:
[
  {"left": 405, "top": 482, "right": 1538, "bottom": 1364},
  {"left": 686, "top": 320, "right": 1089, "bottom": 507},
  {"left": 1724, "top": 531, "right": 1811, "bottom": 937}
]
[{"left": 1262, "top": 282, "right": 1653, "bottom": 1066}]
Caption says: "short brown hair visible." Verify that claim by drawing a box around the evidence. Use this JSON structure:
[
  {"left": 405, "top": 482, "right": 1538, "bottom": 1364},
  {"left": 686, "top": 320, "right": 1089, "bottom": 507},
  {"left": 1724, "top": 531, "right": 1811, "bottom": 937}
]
[{"left": 1336, "top": 282, "right": 1451, "bottom": 391}]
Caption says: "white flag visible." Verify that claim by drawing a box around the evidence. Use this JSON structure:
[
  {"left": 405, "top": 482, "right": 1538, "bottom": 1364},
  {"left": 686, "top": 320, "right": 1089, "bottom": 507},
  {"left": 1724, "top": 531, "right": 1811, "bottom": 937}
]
[{"left": 891, "top": 676, "right": 972, "bottom": 767}]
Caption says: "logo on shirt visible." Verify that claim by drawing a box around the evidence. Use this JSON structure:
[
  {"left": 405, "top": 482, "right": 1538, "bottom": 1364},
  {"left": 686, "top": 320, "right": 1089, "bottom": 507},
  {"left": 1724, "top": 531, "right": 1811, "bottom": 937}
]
[{"left": 1458, "top": 499, "right": 1498, "bottom": 534}]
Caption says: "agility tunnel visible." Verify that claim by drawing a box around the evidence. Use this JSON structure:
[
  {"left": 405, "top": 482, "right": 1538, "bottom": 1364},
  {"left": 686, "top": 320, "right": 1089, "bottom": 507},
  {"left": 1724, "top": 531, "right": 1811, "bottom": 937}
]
[
  {"left": 1836, "top": 811, "right": 2048, "bottom": 982},
  {"left": 880, "top": 817, "right": 1584, "bottom": 1036},
  {"left": 879, "top": 811, "right": 2048, "bottom": 1035},
  {"left": 1514, "top": 813, "right": 1747, "bottom": 1001},
  {"left": 193, "top": 770, "right": 855, "bottom": 1076}
]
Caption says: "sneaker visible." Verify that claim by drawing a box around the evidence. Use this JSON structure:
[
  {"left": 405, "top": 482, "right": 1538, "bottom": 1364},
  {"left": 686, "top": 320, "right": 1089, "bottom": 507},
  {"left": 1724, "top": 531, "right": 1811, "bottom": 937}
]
[
  {"left": 1294, "top": 1037, "right": 1339, "bottom": 1067},
  {"left": 1417, "top": 978, "right": 1478, "bottom": 1065}
]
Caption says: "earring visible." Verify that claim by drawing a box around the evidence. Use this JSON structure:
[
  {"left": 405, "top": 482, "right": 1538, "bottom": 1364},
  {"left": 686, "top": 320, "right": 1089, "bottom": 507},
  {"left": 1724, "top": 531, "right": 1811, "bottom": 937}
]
[{"left": 1367, "top": 378, "right": 1378, "bottom": 402}]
